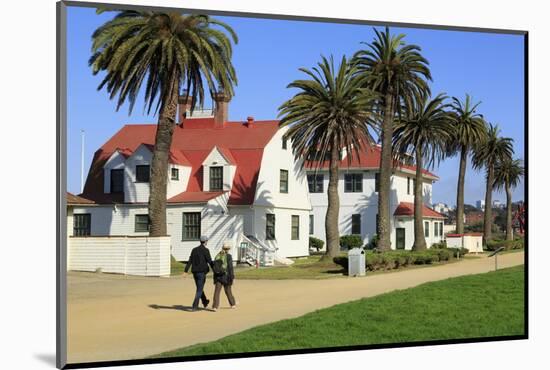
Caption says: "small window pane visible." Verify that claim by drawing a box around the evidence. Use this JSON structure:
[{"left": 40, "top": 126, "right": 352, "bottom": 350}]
[
  {"left": 266, "top": 214, "right": 276, "bottom": 240},
  {"left": 73, "top": 214, "right": 91, "bottom": 236},
  {"left": 424, "top": 221, "right": 430, "bottom": 238},
  {"left": 282, "top": 137, "right": 287, "bottom": 150},
  {"left": 344, "top": 174, "right": 362, "bottom": 193},
  {"left": 291, "top": 215, "right": 300, "bottom": 240},
  {"left": 136, "top": 165, "right": 150, "bottom": 182},
  {"left": 280, "top": 170, "right": 288, "bottom": 193},
  {"left": 307, "top": 174, "right": 324, "bottom": 193},
  {"left": 210, "top": 166, "right": 223, "bottom": 191},
  {"left": 351, "top": 214, "right": 361, "bottom": 235},
  {"left": 309, "top": 214, "right": 314, "bottom": 235},
  {"left": 110, "top": 169, "right": 124, "bottom": 193},
  {"left": 171, "top": 168, "right": 179, "bottom": 180},
  {"left": 135, "top": 214, "right": 150, "bottom": 232},
  {"left": 375, "top": 173, "right": 380, "bottom": 193},
  {"left": 182, "top": 212, "right": 201, "bottom": 241}
]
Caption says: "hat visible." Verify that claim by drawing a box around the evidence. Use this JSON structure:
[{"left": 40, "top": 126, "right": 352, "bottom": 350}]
[
  {"left": 222, "top": 244, "right": 231, "bottom": 250},
  {"left": 200, "top": 235, "right": 209, "bottom": 242}
]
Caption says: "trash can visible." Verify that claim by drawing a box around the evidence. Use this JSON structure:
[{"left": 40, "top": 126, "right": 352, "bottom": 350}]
[{"left": 348, "top": 248, "right": 366, "bottom": 277}]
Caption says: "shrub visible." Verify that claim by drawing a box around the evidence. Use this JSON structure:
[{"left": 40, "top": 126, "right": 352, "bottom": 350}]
[
  {"left": 448, "top": 247, "right": 468, "bottom": 257},
  {"left": 365, "top": 234, "right": 379, "bottom": 250},
  {"left": 309, "top": 236, "right": 325, "bottom": 252},
  {"left": 486, "top": 238, "right": 524, "bottom": 251},
  {"left": 431, "top": 241, "right": 447, "bottom": 249},
  {"left": 332, "top": 256, "right": 348, "bottom": 270},
  {"left": 380, "top": 254, "right": 397, "bottom": 270},
  {"left": 434, "top": 248, "right": 451, "bottom": 261},
  {"left": 366, "top": 252, "right": 382, "bottom": 271},
  {"left": 340, "top": 235, "right": 363, "bottom": 250}
]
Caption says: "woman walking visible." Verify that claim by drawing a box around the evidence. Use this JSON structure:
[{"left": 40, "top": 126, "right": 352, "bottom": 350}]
[{"left": 212, "top": 243, "right": 237, "bottom": 311}]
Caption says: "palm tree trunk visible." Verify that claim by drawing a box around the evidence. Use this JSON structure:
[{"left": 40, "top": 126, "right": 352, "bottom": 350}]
[
  {"left": 148, "top": 81, "right": 179, "bottom": 237},
  {"left": 413, "top": 146, "right": 427, "bottom": 250},
  {"left": 505, "top": 181, "right": 513, "bottom": 241},
  {"left": 325, "top": 147, "right": 341, "bottom": 258},
  {"left": 456, "top": 146, "right": 467, "bottom": 234},
  {"left": 377, "top": 91, "right": 394, "bottom": 251},
  {"left": 483, "top": 165, "right": 495, "bottom": 243}
]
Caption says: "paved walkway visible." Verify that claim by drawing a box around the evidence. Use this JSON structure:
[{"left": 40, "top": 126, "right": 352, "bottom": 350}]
[{"left": 67, "top": 252, "right": 524, "bottom": 364}]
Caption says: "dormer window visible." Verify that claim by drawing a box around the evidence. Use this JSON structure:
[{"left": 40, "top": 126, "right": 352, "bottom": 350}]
[
  {"left": 136, "top": 165, "right": 150, "bottom": 183},
  {"left": 282, "top": 137, "right": 288, "bottom": 150},
  {"left": 209, "top": 166, "right": 223, "bottom": 191},
  {"left": 171, "top": 168, "right": 179, "bottom": 181},
  {"left": 110, "top": 169, "right": 124, "bottom": 193}
]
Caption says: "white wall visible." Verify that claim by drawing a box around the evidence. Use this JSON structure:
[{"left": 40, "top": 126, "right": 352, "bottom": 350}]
[
  {"left": 308, "top": 166, "right": 437, "bottom": 250},
  {"left": 202, "top": 147, "right": 236, "bottom": 192},
  {"left": 254, "top": 127, "right": 311, "bottom": 211},
  {"left": 124, "top": 145, "right": 152, "bottom": 203},
  {"left": 168, "top": 198, "right": 244, "bottom": 261},
  {"left": 253, "top": 206, "right": 310, "bottom": 257},
  {"left": 251, "top": 127, "right": 311, "bottom": 257},
  {"left": 166, "top": 164, "right": 192, "bottom": 199},
  {"left": 68, "top": 236, "right": 171, "bottom": 277}
]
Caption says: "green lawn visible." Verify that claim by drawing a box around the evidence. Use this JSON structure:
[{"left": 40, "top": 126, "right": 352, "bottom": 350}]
[
  {"left": 154, "top": 265, "right": 524, "bottom": 358},
  {"left": 234, "top": 256, "right": 346, "bottom": 280},
  {"left": 171, "top": 257, "right": 186, "bottom": 276},
  {"left": 235, "top": 254, "right": 465, "bottom": 280}
]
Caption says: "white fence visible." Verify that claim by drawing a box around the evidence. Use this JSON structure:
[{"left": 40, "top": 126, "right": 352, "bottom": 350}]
[{"left": 68, "top": 236, "right": 171, "bottom": 277}]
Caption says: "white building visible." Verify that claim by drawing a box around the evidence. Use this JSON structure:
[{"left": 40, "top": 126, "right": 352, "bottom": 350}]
[
  {"left": 493, "top": 199, "right": 505, "bottom": 209},
  {"left": 476, "top": 200, "right": 485, "bottom": 210},
  {"left": 68, "top": 94, "right": 311, "bottom": 265},
  {"left": 433, "top": 202, "right": 451, "bottom": 215},
  {"left": 306, "top": 144, "right": 445, "bottom": 250}
]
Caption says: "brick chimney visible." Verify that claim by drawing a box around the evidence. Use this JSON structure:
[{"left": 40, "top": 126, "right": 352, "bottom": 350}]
[
  {"left": 246, "top": 116, "right": 255, "bottom": 128},
  {"left": 178, "top": 92, "right": 192, "bottom": 127},
  {"left": 213, "top": 91, "right": 230, "bottom": 128}
]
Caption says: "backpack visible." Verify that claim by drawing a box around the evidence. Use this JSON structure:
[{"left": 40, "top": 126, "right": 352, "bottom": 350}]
[{"left": 213, "top": 258, "right": 226, "bottom": 275}]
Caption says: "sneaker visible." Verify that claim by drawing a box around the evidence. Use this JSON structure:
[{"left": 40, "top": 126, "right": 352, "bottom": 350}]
[
  {"left": 212, "top": 308, "right": 218, "bottom": 312},
  {"left": 230, "top": 305, "right": 237, "bottom": 309},
  {"left": 203, "top": 299, "right": 210, "bottom": 308}
]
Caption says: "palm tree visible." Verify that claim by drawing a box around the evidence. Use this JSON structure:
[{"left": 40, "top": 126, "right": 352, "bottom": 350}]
[
  {"left": 90, "top": 10, "right": 237, "bottom": 236},
  {"left": 353, "top": 27, "right": 431, "bottom": 250},
  {"left": 472, "top": 124, "right": 514, "bottom": 242},
  {"left": 393, "top": 94, "right": 452, "bottom": 250},
  {"left": 494, "top": 158, "right": 524, "bottom": 240},
  {"left": 448, "top": 94, "right": 487, "bottom": 234},
  {"left": 278, "top": 56, "right": 377, "bottom": 258}
]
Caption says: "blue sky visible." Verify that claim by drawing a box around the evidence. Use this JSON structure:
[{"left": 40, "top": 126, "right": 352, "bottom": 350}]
[{"left": 66, "top": 6, "right": 525, "bottom": 206}]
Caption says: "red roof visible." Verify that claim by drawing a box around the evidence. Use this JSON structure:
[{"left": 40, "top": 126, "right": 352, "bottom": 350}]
[
  {"left": 305, "top": 142, "right": 438, "bottom": 179},
  {"left": 393, "top": 202, "right": 446, "bottom": 219},
  {"left": 167, "top": 191, "right": 226, "bottom": 203},
  {"left": 67, "top": 192, "right": 95, "bottom": 205},
  {"left": 82, "top": 118, "right": 279, "bottom": 205}
]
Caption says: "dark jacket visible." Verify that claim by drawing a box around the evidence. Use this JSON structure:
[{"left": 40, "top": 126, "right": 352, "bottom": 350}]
[
  {"left": 185, "top": 244, "right": 214, "bottom": 274},
  {"left": 213, "top": 253, "right": 235, "bottom": 286}
]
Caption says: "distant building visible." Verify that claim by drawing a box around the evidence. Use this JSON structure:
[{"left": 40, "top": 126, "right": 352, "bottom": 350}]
[
  {"left": 433, "top": 202, "right": 451, "bottom": 215},
  {"left": 493, "top": 200, "right": 505, "bottom": 209},
  {"left": 476, "top": 200, "right": 485, "bottom": 210}
]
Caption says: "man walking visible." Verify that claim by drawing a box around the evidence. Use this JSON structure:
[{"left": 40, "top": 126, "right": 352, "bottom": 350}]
[{"left": 184, "top": 235, "right": 214, "bottom": 311}]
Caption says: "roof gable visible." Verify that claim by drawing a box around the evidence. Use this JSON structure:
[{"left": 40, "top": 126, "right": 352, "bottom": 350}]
[{"left": 83, "top": 120, "right": 279, "bottom": 205}]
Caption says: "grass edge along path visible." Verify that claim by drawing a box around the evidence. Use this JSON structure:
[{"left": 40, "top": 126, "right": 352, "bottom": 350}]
[{"left": 153, "top": 265, "right": 524, "bottom": 358}]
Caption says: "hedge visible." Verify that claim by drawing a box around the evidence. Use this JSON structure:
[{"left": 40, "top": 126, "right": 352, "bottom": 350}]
[
  {"left": 486, "top": 238, "right": 524, "bottom": 251},
  {"left": 340, "top": 235, "right": 363, "bottom": 250},
  {"left": 309, "top": 236, "right": 325, "bottom": 252},
  {"left": 333, "top": 247, "right": 466, "bottom": 272}
]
